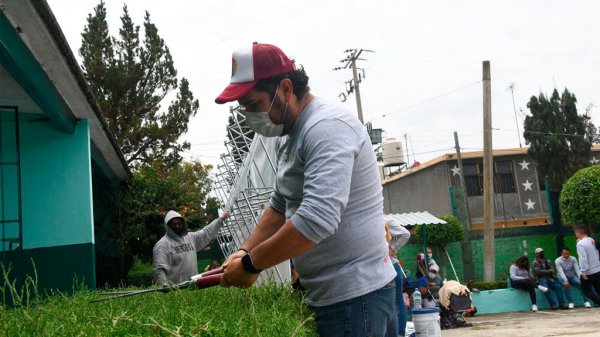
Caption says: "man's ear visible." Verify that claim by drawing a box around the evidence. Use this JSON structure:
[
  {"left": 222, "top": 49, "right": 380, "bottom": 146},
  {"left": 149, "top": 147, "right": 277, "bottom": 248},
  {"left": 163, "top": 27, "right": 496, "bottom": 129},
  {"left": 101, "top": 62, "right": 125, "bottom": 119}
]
[{"left": 279, "top": 78, "right": 294, "bottom": 101}]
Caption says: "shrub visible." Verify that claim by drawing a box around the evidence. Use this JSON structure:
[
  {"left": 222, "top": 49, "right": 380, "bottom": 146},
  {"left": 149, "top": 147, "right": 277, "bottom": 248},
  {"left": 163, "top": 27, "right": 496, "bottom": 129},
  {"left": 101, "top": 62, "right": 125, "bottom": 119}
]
[
  {"left": 560, "top": 165, "right": 600, "bottom": 232},
  {"left": 415, "top": 215, "right": 464, "bottom": 249},
  {"left": 469, "top": 281, "right": 508, "bottom": 291},
  {"left": 125, "top": 257, "right": 154, "bottom": 287}
]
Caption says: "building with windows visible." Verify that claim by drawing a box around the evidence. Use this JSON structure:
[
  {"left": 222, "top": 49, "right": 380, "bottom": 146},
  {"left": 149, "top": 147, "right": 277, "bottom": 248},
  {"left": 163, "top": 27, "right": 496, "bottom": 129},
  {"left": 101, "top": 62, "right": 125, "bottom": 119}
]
[
  {"left": 383, "top": 146, "right": 600, "bottom": 230},
  {"left": 1, "top": 1, "right": 129, "bottom": 294}
]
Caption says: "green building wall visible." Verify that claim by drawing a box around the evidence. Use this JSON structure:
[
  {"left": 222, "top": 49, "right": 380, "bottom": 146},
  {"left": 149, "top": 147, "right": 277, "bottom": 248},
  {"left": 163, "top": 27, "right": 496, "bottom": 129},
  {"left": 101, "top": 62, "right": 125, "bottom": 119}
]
[
  {"left": 398, "top": 233, "right": 577, "bottom": 282},
  {"left": 1, "top": 113, "right": 95, "bottom": 293}
]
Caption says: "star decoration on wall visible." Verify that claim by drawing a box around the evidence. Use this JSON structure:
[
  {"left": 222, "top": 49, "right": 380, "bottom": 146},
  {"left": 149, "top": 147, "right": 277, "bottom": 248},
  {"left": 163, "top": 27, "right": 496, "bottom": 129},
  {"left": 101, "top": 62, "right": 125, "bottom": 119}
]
[
  {"left": 591, "top": 156, "right": 599, "bottom": 165},
  {"left": 451, "top": 165, "right": 461, "bottom": 176},
  {"left": 518, "top": 159, "right": 530, "bottom": 171},
  {"left": 522, "top": 180, "right": 533, "bottom": 191},
  {"left": 525, "top": 198, "right": 536, "bottom": 210}
]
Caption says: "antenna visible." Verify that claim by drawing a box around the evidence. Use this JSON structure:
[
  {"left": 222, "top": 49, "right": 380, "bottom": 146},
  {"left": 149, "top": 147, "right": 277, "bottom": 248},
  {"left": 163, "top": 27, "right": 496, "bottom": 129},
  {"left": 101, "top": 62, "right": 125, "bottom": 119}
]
[{"left": 506, "top": 82, "right": 523, "bottom": 148}]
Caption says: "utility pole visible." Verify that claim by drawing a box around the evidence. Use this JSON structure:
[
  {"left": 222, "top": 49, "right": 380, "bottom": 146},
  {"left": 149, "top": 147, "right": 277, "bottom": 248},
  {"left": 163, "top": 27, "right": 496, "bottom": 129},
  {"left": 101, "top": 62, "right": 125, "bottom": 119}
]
[
  {"left": 334, "top": 49, "right": 374, "bottom": 124},
  {"left": 454, "top": 131, "right": 475, "bottom": 281},
  {"left": 404, "top": 134, "right": 410, "bottom": 167},
  {"left": 482, "top": 61, "right": 495, "bottom": 282}
]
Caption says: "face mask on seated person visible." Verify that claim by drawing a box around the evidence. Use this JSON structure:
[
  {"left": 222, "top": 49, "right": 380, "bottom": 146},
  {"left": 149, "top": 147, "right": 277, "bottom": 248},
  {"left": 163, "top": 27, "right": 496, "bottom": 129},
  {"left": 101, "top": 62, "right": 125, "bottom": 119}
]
[{"left": 428, "top": 272, "right": 437, "bottom": 279}]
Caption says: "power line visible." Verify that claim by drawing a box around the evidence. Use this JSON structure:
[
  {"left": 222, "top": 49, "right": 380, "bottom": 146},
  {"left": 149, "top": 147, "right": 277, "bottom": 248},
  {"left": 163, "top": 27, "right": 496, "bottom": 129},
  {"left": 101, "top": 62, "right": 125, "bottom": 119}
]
[{"left": 373, "top": 80, "right": 482, "bottom": 120}]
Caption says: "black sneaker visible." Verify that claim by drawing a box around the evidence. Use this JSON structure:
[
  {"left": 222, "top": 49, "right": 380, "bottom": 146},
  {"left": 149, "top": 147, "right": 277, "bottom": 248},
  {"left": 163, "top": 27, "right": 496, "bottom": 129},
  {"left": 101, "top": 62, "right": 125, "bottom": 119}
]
[
  {"left": 551, "top": 305, "right": 558, "bottom": 310},
  {"left": 559, "top": 305, "right": 568, "bottom": 310}
]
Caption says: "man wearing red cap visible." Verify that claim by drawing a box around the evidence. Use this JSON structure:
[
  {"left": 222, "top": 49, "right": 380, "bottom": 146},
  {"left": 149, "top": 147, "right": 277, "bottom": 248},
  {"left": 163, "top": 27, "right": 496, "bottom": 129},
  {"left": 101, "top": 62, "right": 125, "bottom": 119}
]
[{"left": 216, "top": 42, "right": 397, "bottom": 337}]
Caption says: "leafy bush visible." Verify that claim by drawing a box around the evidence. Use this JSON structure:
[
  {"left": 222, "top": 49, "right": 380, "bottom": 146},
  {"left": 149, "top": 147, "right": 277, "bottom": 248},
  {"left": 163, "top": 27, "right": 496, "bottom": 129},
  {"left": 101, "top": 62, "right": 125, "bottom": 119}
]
[
  {"left": 415, "top": 215, "right": 464, "bottom": 248},
  {"left": 560, "top": 165, "right": 600, "bottom": 232},
  {"left": 469, "top": 281, "right": 508, "bottom": 291},
  {"left": 125, "top": 257, "right": 154, "bottom": 287}
]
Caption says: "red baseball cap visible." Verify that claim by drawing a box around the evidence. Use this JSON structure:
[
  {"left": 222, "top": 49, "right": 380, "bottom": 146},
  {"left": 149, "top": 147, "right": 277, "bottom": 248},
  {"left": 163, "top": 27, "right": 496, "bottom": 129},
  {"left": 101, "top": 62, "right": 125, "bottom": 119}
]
[{"left": 215, "top": 42, "right": 295, "bottom": 104}]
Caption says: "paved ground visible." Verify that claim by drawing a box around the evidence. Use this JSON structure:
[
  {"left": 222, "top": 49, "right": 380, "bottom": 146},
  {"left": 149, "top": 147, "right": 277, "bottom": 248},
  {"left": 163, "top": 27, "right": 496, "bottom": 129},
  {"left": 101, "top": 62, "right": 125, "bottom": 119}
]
[{"left": 441, "top": 307, "right": 600, "bottom": 337}]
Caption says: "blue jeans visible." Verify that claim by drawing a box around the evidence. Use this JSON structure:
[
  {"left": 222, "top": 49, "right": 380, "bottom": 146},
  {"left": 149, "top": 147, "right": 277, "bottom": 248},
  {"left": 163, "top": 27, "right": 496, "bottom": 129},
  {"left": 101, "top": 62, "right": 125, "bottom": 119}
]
[
  {"left": 393, "top": 262, "right": 407, "bottom": 336},
  {"left": 538, "top": 278, "right": 566, "bottom": 307},
  {"left": 311, "top": 281, "right": 398, "bottom": 337},
  {"left": 559, "top": 276, "right": 589, "bottom": 303}
]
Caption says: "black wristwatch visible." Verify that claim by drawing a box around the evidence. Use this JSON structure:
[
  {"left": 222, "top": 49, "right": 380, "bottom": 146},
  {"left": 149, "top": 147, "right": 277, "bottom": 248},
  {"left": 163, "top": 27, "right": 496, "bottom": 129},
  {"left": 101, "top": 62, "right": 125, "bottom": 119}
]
[{"left": 241, "top": 252, "right": 263, "bottom": 274}]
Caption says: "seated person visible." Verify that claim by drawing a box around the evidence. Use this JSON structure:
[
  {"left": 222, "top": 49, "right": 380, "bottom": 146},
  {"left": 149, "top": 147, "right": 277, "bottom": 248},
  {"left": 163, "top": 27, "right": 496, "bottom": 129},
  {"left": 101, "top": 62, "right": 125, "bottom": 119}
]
[
  {"left": 533, "top": 247, "right": 567, "bottom": 310},
  {"left": 509, "top": 255, "right": 547, "bottom": 312},
  {"left": 415, "top": 247, "right": 438, "bottom": 278},
  {"left": 555, "top": 247, "right": 592, "bottom": 308},
  {"left": 419, "top": 265, "right": 444, "bottom": 308}
]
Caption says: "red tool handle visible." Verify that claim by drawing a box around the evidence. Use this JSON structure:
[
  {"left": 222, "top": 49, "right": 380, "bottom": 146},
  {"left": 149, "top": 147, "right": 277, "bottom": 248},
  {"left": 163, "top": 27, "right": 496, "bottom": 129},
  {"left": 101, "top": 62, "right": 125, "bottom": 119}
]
[
  {"left": 201, "top": 267, "right": 224, "bottom": 277},
  {"left": 194, "top": 273, "right": 222, "bottom": 289}
]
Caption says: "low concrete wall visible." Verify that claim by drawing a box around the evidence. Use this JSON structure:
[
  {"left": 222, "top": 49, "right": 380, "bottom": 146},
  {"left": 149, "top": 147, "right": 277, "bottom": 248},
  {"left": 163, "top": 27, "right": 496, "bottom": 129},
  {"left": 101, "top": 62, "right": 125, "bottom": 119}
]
[{"left": 472, "top": 287, "right": 586, "bottom": 314}]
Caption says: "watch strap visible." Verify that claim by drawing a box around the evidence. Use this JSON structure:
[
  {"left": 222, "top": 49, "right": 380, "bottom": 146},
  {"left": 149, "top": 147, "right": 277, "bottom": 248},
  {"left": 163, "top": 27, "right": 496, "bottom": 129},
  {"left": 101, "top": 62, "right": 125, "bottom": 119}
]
[{"left": 241, "top": 252, "right": 263, "bottom": 274}]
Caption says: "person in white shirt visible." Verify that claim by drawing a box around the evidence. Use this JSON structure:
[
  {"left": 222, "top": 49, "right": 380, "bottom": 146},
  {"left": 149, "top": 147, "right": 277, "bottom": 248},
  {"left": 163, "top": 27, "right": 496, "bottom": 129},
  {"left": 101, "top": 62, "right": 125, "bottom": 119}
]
[
  {"left": 555, "top": 247, "right": 591, "bottom": 308},
  {"left": 575, "top": 226, "right": 600, "bottom": 306}
]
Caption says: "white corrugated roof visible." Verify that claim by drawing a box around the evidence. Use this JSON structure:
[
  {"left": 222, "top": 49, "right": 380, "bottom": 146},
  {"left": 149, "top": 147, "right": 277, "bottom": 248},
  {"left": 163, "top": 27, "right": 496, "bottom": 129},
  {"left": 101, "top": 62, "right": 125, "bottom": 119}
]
[{"left": 385, "top": 211, "right": 447, "bottom": 227}]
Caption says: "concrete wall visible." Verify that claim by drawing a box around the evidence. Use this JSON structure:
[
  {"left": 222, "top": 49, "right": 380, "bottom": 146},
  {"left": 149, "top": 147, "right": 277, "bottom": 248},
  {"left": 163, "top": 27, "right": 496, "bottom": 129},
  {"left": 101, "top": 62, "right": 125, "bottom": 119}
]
[
  {"left": 19, "top": 116, "right": 94, "bottom": 249},
  {"left": 449, "top": 155, "right": 549, "bottom": 223},
  {"left": 383, "top": 162, "right": 451, "bottom": 216},
  {"left": 1, "top": 112, "right": 95, "bottom": 292}
]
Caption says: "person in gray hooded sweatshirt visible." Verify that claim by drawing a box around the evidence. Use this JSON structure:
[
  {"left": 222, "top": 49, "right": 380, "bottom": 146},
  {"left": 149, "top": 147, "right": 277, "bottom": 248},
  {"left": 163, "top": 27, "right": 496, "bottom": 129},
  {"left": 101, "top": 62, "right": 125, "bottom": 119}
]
[{"left": 153, "top": 210, "right": 229, "bottom": 285}]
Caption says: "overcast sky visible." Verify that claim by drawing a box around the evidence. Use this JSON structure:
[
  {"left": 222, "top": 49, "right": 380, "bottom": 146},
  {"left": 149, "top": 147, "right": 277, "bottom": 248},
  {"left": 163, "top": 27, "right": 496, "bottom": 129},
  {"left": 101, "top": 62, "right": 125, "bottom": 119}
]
[{"left": 47, "top": 0, "right": 600, "bottom": 170}]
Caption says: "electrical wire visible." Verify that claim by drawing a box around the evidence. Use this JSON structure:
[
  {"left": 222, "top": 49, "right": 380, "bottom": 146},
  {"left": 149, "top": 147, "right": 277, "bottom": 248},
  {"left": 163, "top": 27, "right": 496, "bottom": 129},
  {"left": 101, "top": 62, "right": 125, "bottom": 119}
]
[{"left": 373, "top": 80, "right": 482, "bottom": 121}]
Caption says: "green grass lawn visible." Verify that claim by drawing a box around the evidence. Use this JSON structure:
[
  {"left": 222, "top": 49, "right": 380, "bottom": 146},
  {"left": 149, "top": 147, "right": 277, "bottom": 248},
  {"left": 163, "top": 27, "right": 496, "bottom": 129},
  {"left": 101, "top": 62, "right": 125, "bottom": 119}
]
[{"left": 0, "top": 281, "right": 316, "bottom": 336}]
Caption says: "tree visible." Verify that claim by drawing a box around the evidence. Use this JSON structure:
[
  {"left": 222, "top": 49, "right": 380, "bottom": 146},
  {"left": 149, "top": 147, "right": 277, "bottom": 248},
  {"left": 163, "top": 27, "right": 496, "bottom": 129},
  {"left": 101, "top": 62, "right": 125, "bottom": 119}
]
[
  {"left": 560, "top": 165, "right": 600, "bottom": 234},
  {"left": 415, "top": 215, "right": 464, "bottom": 278},
  {"left": 80, "top": 1, "right": 198, "bottom": 166},
  {"left": 95, "top": 159, "right": 219, "bottom": 285},
  {"left": 523, "top": 88, "right": 596, "bottom": 192}
]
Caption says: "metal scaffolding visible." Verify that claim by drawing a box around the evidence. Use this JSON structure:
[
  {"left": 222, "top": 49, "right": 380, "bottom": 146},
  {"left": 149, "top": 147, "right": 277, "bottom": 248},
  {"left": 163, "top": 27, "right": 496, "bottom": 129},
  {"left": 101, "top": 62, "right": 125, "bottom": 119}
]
[{"left": 212, "top": 106, "right": 290, "bottom": 284}]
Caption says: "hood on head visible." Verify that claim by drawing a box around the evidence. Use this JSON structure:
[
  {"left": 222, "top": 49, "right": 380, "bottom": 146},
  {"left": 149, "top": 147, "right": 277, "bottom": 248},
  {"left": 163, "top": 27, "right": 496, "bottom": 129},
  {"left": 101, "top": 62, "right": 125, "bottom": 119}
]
[{"left": 164, "top": 210, "right": 187, "bottom": 238}]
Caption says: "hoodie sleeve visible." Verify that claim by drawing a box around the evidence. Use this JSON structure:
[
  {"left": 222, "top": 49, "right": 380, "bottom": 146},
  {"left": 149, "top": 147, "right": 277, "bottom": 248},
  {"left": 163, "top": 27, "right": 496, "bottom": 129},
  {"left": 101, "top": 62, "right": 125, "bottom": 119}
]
[
  {"left": 153, "top": 244, "right": 170, "bottom": 285},
  {"left": 190, "top": 218, "right": 224, "bottom": 251}
]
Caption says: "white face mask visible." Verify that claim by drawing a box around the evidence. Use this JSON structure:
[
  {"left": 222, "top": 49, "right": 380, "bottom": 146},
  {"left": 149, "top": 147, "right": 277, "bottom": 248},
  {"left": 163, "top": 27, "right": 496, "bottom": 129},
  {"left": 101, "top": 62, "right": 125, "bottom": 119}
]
[
  {"left": 428, "top": 272, "right": 436, "bottom": 279},
  {"left": 427, "top": 253, "right": 433, "bottom": 259},
  {"left": 244, "top": 86, "right": 288, "bottom": 137}
]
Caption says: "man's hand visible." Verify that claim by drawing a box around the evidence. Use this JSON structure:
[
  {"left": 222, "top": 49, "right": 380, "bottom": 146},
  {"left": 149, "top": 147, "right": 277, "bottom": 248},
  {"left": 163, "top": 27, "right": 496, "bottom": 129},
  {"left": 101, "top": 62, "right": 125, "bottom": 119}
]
[
  {"left": 220, "top": 255, "right": 259, "bottom": 288},
  {"left": 222, "top": 249, "right": 246, "bottom": 267},
  {"left": 220, "top": 210, "right": 230, "bottom": 220},
  {"left": 582, "top": 273, "right": 589, "bottom": 281},
  {"left": 563, "top": 280, "right": 570, "bottom": 287}
]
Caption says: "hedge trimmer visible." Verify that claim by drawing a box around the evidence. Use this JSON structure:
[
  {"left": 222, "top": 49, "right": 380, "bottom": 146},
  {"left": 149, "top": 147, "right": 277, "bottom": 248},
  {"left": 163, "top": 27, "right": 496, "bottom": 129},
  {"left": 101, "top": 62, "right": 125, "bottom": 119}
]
[{"left": 91, "top": 267, "right": 224, "bottom": 303}]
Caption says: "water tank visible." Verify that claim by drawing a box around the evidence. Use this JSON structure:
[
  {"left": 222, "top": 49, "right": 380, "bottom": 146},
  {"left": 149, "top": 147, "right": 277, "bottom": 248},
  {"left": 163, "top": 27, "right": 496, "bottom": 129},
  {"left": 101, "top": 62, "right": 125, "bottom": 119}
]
[{"left": 382, "top": 138, "right": 405, "bottom": 167}]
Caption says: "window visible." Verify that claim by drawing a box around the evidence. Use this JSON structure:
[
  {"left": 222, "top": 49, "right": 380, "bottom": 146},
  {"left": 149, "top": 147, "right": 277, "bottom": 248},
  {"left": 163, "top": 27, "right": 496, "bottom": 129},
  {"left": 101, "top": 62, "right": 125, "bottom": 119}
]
[
  {"left": 463, "top": 163, "right": 482, "bottom": 196},
  {"left": 494, "top": 160, "right": 515, "bottom": 193}
]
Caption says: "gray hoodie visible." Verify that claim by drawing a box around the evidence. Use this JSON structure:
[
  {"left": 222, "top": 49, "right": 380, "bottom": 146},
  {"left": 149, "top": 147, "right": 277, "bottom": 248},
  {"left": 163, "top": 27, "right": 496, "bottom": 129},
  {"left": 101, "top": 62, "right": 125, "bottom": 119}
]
[{"left": 153, "top": 211, "right": 224, "bottom": 285}]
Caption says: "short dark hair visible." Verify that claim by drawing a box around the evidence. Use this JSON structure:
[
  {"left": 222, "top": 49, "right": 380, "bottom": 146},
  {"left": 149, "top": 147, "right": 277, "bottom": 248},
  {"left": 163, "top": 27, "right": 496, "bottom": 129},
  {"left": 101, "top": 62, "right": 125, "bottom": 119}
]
[
  {"left": 562, "top": 247, "right": 571, "bottom": 252},
  {"left": 254, "top": 64, "right": 310, "bottom": 101},
  {"left": 575, "top": 225, "right": 589, "bottom": 234}
]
